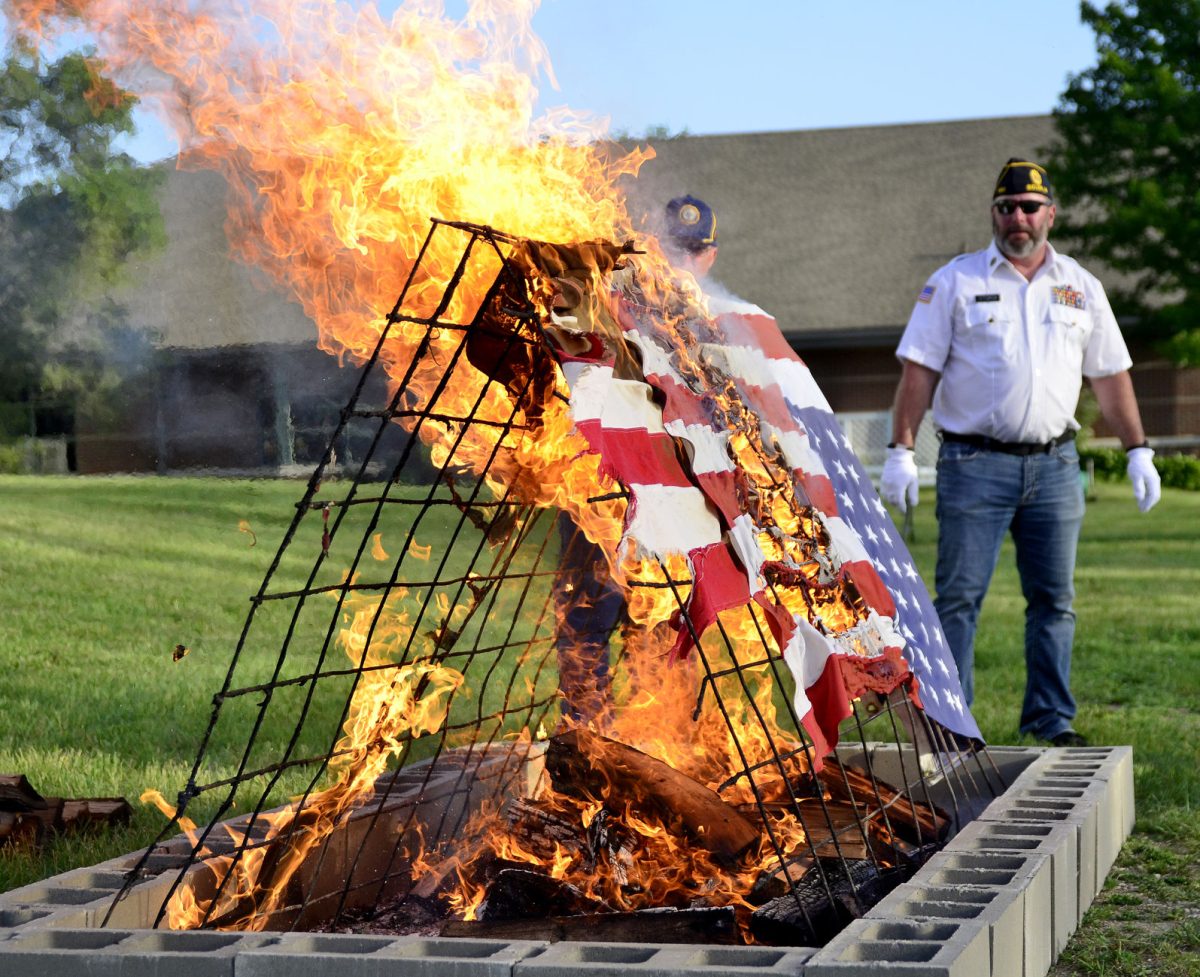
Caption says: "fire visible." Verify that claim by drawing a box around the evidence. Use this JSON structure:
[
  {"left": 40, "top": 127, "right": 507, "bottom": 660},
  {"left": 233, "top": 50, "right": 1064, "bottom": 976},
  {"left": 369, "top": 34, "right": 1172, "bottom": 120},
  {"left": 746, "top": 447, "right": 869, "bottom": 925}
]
[{"left": 9, "top": 0, "right": 920, "bottom": 938}]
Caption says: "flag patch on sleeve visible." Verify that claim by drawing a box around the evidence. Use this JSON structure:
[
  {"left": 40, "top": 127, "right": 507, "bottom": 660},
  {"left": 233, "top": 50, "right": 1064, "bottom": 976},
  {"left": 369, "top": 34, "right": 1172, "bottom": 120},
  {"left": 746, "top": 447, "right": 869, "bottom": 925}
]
[{"left": 917, "top": 284, "right": 936, "bottom": 304}]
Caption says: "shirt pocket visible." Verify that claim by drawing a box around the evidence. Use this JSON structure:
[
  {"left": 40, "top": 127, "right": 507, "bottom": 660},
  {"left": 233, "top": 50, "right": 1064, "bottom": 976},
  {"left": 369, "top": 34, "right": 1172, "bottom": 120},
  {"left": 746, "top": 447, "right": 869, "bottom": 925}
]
[
  {"left": 957, "top": 302, "right": 1016, "bottom": 366},
  {"left": 1045, "top": 307, "right": 1094, "bottom": 362}
]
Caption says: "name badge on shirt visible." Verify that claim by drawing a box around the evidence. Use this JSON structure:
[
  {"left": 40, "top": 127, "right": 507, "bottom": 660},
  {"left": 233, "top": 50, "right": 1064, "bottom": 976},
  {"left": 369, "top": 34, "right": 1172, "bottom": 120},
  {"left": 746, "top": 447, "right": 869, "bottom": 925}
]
[{"left": 974, "top": 294, "right": 1000, "bottom": 303}]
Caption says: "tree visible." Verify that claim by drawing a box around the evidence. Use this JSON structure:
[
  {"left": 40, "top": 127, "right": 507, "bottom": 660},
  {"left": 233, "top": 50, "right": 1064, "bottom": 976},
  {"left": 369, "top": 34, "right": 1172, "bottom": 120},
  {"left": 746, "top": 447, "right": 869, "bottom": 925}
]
[
  {"left": 0, "top": 39, "right": 165, "bottom": 442},
  {"left": 1048, "top": 0, "right": 1200, "bottom": 363}
]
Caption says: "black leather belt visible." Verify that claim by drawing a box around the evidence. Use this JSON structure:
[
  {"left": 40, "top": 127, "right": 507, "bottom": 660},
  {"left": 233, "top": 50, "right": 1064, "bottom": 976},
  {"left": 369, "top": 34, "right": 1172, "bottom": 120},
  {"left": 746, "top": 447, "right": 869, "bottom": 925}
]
[{"left": 941, "top": 430, "right": 1076, "bottom": 456}]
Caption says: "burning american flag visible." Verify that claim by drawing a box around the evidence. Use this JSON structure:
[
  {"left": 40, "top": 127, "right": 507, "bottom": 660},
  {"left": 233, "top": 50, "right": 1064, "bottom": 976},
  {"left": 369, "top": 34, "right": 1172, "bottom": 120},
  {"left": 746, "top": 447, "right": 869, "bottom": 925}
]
[{"left": 541, "top": 253, "right": 980, "bottom": 758}]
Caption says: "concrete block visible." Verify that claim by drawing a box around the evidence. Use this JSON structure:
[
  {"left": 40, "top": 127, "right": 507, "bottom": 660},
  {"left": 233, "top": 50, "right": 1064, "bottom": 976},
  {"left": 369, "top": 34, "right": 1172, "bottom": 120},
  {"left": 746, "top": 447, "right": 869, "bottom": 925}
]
[
  {"left": 237, "top": 932, "right": 545, "bottom": 977},
  {"left": 375, "top": 936, "right": 550, "bottom": 977},
  {"left": 0, "top": 927, "right": 273, "bottom": 977},
  {"left": 0, "top": 907, "right": 54, "bottom": 930},
  {"left": 865, "top": 882, "right": 1024, "bottom": 977},
  {"left": 945, "top": 818, "right": 1079, "bottom": 965},
  {"left": 806, "top": 917, "right": 990, "bottom": 977},
  {"left": 514, "top": 941, "right": 814, "bottom": 977}
]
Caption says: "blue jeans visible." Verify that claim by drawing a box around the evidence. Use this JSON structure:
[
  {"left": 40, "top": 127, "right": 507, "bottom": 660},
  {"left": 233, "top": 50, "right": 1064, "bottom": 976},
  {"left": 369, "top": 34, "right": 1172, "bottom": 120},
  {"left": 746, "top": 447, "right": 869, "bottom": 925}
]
[
  {"left": 553, "top": 513, "right": 623, "bottom": 722},
  {"left": 933, "top": 439, "right": 1085, "bottom": 740}
]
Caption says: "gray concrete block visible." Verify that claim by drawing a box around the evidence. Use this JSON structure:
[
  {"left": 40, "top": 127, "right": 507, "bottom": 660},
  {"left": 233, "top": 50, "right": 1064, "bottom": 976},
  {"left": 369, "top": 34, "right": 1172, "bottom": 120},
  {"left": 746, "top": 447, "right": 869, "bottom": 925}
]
[
  {"left": 920, "top": 847, "right": 1070, "bottom": 958},
  {"left": 236, "top": 932, "right": 546, "bottom": 977},
  {"left": 807, "top": 917, "right": 990, "bottom": 977},
  {"left": 945, "top": 818, "right": 1079, "bottom": 966},
  {"left": 868, "top": 882, "right": 1023, "bottom": 977},
  {"left": 234, "top": 932, "right": 404, "bottom": 977},
  {"left": 515, "top": 941, "right": 813, "bottom": 977},
  {"left": 0, "top": 907, "right": 54, "bottom": 930},
  {"left": 0, "top": 927, "right": 274, "bottom": 977}
]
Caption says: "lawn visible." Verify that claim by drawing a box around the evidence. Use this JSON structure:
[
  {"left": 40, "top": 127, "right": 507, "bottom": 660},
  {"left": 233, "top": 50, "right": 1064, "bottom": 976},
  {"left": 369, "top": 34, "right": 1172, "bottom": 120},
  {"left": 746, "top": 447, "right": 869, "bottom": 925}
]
[{"left": 0, "top": 474, "right": 1196, "bottom": 973}]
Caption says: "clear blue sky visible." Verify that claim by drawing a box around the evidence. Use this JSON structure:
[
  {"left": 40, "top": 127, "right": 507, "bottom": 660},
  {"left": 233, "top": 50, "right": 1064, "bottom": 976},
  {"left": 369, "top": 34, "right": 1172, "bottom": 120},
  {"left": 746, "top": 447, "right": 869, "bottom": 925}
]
[{"left": 63, "top": 0, "right": 1097, "bottom": 161}]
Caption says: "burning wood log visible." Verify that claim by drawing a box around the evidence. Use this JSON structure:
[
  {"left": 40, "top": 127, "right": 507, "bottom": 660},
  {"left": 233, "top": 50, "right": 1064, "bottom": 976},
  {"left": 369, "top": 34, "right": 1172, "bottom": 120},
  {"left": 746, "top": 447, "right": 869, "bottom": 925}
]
[
  {"left": 546, "top": 730, "right": 759, "bottom": 862},
  {"left": 749, "top": 857, "right": 907, "bottom": 946},
  {"left": 442, "top": 904, "right": 739, "bottom": 945},
  {"left": 478, "top": 867, "right": 609, "bottom": 921}
]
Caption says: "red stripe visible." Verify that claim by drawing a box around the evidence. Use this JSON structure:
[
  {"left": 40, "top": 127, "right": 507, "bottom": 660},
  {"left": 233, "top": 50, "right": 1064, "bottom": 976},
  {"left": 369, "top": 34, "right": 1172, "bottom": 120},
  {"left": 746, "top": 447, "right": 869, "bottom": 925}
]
[
  {"left": 668, "top": 542, "right": 753, "bottom": 662},
  {"left": 574, "top": 420, "right": 692, "bottom": 489},
  {"left": 796, "top": 471, "right": 838, "bottom": 513},
  {"left": 839, "top": 560, "right": 897, "bottom": 617},
  {"left": 798, "top": 654, "right": 853, "bottom": 767},
  {"left": 693, "top": 470, "right": 742, "bottom": 526},
  {"left": 716, "top": 311, "right": 802, "bottom": 363}
]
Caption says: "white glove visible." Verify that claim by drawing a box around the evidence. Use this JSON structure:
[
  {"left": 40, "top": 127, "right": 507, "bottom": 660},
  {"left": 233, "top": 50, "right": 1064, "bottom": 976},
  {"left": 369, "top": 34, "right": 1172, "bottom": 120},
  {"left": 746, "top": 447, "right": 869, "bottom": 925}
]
[
  {"left": 1126, "top": 446, "right": 1161, "bottom": 513},
  {"left": 881, "top": 445, "right": 920, "bottom": 512}
]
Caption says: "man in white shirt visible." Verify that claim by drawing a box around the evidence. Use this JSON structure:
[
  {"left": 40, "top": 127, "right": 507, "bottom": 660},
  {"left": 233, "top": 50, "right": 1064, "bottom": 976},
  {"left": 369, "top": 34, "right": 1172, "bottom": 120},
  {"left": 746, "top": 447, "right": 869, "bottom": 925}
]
[{"left": 880, "top": 158, "right": 1160, "bottom": 747}]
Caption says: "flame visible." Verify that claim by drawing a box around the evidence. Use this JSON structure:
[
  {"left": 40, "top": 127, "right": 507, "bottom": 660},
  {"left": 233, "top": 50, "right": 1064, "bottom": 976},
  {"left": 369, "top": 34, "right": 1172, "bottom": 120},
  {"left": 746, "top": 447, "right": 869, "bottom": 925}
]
[{"left": 7, "top": 0, "right": 911, "bottom": 937}]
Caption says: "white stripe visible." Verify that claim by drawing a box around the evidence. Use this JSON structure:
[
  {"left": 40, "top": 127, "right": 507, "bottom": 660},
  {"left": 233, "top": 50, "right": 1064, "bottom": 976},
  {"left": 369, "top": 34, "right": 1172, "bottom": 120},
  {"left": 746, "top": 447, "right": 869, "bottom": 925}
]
[
  {"left": 727, "top": 513, "right": 766, "bottom": 591},
  {"left": 783, "top": 616, "right": 839, "bottom": 695},
  {"left": 624, "top": 329, "right": 688, "bottom": 386},
  {"left": 773, "top": 359, "right": 833, "bottom": 414},
  {"left": 663, "top": 419, "right": 735, "bottom": 475},
  {"left": 623, "top": 484, "right": 722, "bottom": 558},
  {"left": 768, "top": 428, "right": 830, "bottom": 478},
  {"left": 818, "top": 514, "right": 871, "bottom": 567},
  {"left": 697, "top": 339, "right": 832, "bottom": 414},
  {"left": 697, "top": 342, "right": 776, "bottom": 391},
  {"left": 567, "top": 365, "right": 666, "bottom": 433}
]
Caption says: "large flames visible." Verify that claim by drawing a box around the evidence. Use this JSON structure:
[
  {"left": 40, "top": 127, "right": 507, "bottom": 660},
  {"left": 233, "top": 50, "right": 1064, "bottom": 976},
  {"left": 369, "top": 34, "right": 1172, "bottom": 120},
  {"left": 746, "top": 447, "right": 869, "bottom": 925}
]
[{"left": 7, "top": 0, "right": 928, "bottom": 939}]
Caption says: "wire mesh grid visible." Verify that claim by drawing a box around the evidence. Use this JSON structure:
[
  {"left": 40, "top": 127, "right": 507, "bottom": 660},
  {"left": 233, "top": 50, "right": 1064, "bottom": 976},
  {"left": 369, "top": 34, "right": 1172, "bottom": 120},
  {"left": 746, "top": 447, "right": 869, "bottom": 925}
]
[{"left": 110, "top": 219, "right": 1001, "bottom": 944}]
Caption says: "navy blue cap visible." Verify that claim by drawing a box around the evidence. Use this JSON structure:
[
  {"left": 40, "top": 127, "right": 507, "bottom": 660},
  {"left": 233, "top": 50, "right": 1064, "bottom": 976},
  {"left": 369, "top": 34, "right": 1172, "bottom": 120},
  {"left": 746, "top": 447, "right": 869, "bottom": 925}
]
[
  {"left": 994, "top": 158, "right": 1053, "bottom": 200},
  {"left": 664, "top": 194, "right": 717, "bottom": 253}
]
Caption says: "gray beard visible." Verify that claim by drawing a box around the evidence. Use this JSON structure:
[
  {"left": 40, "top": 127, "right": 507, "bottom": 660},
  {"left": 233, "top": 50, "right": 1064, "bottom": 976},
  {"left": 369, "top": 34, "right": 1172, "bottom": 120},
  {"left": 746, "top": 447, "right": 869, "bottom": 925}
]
[{"left": 995, "top": 227, "right": 1046, "bottom": 260}]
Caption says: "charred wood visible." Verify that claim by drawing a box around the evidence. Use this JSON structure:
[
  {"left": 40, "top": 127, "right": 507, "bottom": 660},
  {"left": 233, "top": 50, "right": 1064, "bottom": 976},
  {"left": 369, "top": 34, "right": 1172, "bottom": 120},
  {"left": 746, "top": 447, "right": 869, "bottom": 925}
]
[
  {"left": 749, "top": 857, "right": 907, "bottom": 946},
  {"left": 0, "top": 774, "right": 48, "bottom": 811},
  {"left": 546, "top": 730, "right": 759, "bottom": 861},
  {"left": 442, "top": 904, "right": 739, "bottom": 944},
  {"left": 478, "top": 867, "right": 609, "bottom": 921}
]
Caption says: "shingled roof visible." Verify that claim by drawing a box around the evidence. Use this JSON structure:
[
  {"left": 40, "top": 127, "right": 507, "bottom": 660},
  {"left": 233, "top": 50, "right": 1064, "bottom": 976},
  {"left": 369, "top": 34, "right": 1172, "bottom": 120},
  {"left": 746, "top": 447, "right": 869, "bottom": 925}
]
[
  {"left": 124, "top": 114, "right": 1060, "bottom": 350},
  {"left": 623, "top": 114, "right": 1060, "bottom": 344}
]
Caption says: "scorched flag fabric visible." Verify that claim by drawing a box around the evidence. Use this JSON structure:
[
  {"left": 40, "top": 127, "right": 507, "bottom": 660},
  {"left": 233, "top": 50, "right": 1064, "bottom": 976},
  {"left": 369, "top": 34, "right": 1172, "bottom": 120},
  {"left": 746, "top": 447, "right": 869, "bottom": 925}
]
[{"left": 548, "top": 275, "right": 980, "bottom": 755}]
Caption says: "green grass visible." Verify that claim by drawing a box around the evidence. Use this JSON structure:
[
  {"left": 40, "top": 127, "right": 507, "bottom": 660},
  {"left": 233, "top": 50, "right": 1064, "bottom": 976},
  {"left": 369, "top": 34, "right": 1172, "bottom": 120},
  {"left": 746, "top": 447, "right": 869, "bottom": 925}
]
[{"left": 0, "top": 475, "right": 1197, "bottom": 973}]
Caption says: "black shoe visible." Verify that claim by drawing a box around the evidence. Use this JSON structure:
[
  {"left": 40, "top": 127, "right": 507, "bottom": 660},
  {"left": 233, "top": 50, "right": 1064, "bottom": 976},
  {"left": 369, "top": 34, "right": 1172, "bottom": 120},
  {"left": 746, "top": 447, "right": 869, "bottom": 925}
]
[{"left": 1049, "top": 729, "right": 1089, "bottom": 748}]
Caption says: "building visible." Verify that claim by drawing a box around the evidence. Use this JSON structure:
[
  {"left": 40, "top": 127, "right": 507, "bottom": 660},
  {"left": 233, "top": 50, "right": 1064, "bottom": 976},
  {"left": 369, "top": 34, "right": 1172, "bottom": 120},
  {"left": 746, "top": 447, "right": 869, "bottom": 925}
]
[{"left": 71, "top": 115, "right": 1198, "bottom": 473}]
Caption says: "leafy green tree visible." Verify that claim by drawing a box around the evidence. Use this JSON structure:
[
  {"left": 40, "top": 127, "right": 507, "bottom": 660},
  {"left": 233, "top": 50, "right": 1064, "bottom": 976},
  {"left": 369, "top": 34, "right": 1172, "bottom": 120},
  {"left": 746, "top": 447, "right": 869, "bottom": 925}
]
[
  {"left": 0, "top": 40, "right": 165, "bottom": 440},
  {"left": 1048, "top": 0, "right": 1200, "bottom": 363}
]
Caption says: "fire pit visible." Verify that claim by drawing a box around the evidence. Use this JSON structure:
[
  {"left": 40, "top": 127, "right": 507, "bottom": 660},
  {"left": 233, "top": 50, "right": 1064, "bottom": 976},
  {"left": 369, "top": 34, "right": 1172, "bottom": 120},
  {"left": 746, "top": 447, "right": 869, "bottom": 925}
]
[
  {"left": 0, "top": 743, "right": 1132, "bottom": 975},
  {"left": 0, "top": 220, "right": 1135, "bottom": 974}
]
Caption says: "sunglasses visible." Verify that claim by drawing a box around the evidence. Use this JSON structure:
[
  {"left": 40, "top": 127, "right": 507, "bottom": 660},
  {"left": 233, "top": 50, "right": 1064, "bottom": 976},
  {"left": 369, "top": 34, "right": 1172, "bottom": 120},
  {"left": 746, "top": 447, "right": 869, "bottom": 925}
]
[{"left": 994, "top": 200, "right": 1051, "bottom": 216}]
